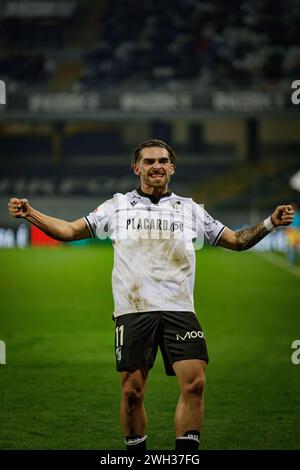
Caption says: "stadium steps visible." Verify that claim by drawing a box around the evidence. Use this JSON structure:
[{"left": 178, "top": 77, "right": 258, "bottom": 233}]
[
  {"left": 255, "top": 191, "right": 297, "bottom": 210},
  {"left": 68, "top": 0, "right": 109, "bottom": 48},
  {"left": 48, "top": 0, "right": 109, "bottom": 91},
  {"left": 192, "top": 159, "right": 294, "bottom": 209},
  {"left": 49, "top": 62, "right": 82, "bottom": 91}
]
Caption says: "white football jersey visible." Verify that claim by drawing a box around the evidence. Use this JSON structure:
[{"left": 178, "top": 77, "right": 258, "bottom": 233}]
[{"left": 85, "top": 189, "right": 226, "bottom": 318}]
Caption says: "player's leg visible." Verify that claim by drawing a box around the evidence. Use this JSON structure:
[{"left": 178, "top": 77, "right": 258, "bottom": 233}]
[
  {"left": 173, "top": 359, "right": 206, "bottom": 434},
  {"left": 115, "top": 312, "right": 161, "bottom": 450},
  {"left": 120, "top": 367, "right": 148, "bottom": 450},
  {"left": 173, "top": 358, "right": 206, "bottom": 450},
  {"left": 160, "top": 310, "right": 208, "bottom": 449}
]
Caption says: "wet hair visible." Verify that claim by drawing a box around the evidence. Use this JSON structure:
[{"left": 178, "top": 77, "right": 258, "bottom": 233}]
[{"left": 131, "top": 138, "right": 176, "bottom": 170}]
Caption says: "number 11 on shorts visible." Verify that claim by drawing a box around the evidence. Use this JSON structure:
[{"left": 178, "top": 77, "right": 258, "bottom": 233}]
[{"left": 115, "top": 325, "right": 124, "bottom": 347}]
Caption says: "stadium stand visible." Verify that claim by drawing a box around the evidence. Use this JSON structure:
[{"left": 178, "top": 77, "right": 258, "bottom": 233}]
[
  {"left": 1, "top": 0, "right": 300, "bottom": 91},
  {"left": 0, "top": 0, "right": 299, "bottom": 228},
  {"left": 78, "top": 0, "right": 300, "bottom": 90}
]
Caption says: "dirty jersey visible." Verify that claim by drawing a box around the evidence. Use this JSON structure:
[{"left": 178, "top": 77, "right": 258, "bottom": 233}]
[{"left": 85, "top": 189, "right": 226, "bottom": 318}]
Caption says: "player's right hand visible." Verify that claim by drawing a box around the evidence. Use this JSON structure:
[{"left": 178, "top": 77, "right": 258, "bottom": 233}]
[{"left": 8, "top": 198, "right": 31, "bottom": 218}]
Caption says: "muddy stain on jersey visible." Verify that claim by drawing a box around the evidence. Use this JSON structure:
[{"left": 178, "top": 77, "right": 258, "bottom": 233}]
[
  {"left": 161, "top": 240, "right": 191, "bottom": 273},
  {"left": 127, "top": 282, "right": 148, "bottom": 310}
]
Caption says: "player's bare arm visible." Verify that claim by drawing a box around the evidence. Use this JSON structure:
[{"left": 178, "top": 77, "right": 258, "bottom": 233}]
[
  {"left": 8, "top": 197, "right": 91, "bottom": 242},
  {"left": 218, "top": 204, "right": 295, "bottom": 251}
]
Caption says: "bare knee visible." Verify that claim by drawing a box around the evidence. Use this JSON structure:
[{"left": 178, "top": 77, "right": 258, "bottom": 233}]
[
  {"left": 122, "top": 382, "right": 144, "bottom": 406},
  {"left": 121, "top": 372, "right": 146, "bottom": 407},
  {"left": 182, "top": 376, "right": 206, "bottom": 399}
]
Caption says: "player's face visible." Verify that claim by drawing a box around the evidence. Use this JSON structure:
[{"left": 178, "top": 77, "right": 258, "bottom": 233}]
[{"left": 133, "top": 147, "right": 175, "bottom": 190}]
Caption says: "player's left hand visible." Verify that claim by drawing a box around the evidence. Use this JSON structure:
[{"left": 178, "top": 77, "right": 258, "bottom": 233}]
[{"left": 271, "top": 204, "right": 295, "bottom": 227}]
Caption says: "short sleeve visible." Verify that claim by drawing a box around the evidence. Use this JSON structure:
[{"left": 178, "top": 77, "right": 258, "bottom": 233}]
[
  {"left": 84, "top": 199, "right": 114, "bottom": 239},
  {"left": 194, "top": 203, "right": 226, "bottom": 246},
  {"left": 203, "top": 209, "right": 226, "bottom": 246}
]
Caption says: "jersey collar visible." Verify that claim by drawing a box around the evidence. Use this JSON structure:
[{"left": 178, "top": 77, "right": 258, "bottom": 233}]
[{"left": 136, "top": 187, "right": 172, "bottom": 204}]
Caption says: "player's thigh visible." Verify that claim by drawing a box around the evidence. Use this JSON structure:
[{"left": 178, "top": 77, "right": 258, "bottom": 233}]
[
  {"left": 161, "top": 311, "right": 209, "bottom": 367},
  {"left": 115, "top": 312, "right": 160, "bottom": 372}
]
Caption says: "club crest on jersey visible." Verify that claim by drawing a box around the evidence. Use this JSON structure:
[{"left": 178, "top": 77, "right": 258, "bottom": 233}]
[
  {"left": 170, "top": 200, "right": 182, "bottom": 212},
  {"left": 130, "top": 200, "right": 138, "bottom": 207}
]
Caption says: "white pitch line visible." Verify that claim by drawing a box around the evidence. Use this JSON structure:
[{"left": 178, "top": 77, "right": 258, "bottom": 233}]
[{"left": 257, "top": 251, "right": 300, "bottom": 278}]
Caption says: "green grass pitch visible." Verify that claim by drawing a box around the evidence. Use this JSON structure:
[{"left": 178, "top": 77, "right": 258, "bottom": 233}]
[{"left": 0, "top": 245, "right": 299, "bottom": 450}]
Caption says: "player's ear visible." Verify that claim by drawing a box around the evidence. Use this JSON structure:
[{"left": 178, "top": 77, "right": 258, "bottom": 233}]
[
  {"left": 133, "top": 164, "right": 141, "bottom": 176},
  {"left": 169, "top": 164, "right": 175, "bottom": 175}
]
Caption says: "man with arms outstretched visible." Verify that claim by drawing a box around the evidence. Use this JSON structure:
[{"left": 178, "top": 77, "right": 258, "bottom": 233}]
[{"left": 8, "top": 138, "right": 295, "bottom": 451}]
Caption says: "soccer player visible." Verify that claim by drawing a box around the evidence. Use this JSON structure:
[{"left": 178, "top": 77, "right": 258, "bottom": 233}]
[{"left": 8, "top": 138, "right": 295, "bottom": 451}]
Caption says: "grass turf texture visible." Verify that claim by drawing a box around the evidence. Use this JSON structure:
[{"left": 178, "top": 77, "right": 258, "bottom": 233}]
[{"left": 0, "top": 245, "right": 299, "bottom": 450}]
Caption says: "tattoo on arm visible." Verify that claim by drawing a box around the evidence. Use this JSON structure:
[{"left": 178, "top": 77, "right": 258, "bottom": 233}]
[{"left": 235, "top": 222, "right": 269, "bottom": 251}]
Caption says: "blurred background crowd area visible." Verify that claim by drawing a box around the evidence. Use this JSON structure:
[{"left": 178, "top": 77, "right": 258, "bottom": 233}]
[
  {"left": 0, "top": 0, "right": 299, "bottom": 241},
  {"left": 1, "top": 0, "right": 300, "bottom": 91}
]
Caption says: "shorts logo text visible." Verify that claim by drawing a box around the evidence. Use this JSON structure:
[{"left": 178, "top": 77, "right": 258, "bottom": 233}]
[{"left": 176, "top": 330, "right": 204, "bottom": 341}]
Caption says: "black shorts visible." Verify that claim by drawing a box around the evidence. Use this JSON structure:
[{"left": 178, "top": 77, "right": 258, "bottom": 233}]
[{"left": 114, "top": 311, "right": 208, "bottom": 376}]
